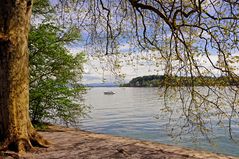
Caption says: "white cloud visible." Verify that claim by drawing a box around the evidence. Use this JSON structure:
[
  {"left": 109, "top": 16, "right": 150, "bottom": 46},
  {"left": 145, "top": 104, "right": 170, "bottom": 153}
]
[
  {"left": 67, "top": 43, "right": 239, "bottom": 84},
  {"left": 82, "top": 52, "right": 163, "bottom": 84}
]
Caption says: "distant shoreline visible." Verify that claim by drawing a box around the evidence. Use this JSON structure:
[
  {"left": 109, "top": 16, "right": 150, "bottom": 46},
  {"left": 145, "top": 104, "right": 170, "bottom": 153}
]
[
  {"left": 85, "top": 86, "right": 119, "bottom": 88},
  {"left": 121, "top": 75, "right": 239, "bottom": 87},
  {"left": 84, "top": 83, "right": 118, "bottom": 87}
]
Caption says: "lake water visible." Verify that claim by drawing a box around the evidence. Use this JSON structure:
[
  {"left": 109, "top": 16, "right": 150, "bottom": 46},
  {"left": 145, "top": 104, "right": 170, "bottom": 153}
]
[{"left": 79, "top": 87, "right": 239, "bottom": 157}]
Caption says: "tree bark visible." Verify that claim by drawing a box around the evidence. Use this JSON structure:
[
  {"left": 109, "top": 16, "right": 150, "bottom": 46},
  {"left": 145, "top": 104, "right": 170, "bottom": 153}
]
[{"left": 0, "top": 0, "right": 49, "bottom": 154}]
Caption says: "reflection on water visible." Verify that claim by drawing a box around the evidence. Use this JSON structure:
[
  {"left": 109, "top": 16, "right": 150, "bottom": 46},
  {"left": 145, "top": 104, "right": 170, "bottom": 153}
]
[{"left": 79, "top": 87, "right": 239, "bottom": 157}]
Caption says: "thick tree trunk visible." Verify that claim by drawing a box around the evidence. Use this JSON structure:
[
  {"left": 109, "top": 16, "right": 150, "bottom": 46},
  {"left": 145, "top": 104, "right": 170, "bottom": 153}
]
[{"left": 0, "top": 0, "right": 49, "bottom": 154}]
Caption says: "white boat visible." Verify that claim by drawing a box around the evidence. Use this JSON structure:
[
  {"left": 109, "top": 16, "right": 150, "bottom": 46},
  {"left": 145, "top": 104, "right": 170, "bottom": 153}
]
[{"left": 104, "top": 91, "right": 115, "bottom": 95}]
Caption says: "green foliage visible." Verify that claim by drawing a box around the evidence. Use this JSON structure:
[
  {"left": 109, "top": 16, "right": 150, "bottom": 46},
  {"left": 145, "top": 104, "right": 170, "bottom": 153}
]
[
  {"left": 32, "top": 0, "right": 52, "bottom": 15},
  {"left": 32, "top": 122, "right": 49, "bottom": 130},
  {"left": 29, "top": 23, "right": 88, "bottom": 126}
]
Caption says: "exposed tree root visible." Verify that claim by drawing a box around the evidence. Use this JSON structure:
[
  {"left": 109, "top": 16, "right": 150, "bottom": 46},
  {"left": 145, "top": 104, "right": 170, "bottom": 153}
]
[
  {"left": 29, "top": 130, "right": 51, "bottom": 147},
  {"left": 0, "top": 151, "right": 19, "bottom": 159},
  {"left": 0, "top": 130, "right": 51, "bottom": 155}
]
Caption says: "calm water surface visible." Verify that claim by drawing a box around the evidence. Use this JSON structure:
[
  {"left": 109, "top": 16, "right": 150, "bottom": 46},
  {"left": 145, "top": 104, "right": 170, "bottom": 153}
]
[{"left": 80, "top": 87, "right": 239, "bottom": 157}]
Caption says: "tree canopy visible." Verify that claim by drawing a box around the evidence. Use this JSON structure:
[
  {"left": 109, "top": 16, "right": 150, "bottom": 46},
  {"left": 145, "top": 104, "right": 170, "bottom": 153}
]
[
  {"left": 24, "top": 0, "right": 239, "bottom": 142},
  {"left": 54, "top": 0, "right": 239, "bottom": 141}
]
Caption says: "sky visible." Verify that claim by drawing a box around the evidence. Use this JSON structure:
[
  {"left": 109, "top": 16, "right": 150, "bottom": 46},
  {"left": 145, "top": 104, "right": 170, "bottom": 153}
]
[
  {"left": 68, "top": 43, "right": 224, "bottom": 85},
  {"left": 69, "top": 44, "right": 163, "bottom": 84},
  {"left": 82, "top": 56, "right": 162, "bottom": 84}
]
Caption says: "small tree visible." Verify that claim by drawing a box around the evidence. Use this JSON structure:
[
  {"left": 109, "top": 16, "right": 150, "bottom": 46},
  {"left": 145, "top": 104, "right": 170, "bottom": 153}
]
[{"left": 29, "top": 23, "right": 88, "bottom": 126}]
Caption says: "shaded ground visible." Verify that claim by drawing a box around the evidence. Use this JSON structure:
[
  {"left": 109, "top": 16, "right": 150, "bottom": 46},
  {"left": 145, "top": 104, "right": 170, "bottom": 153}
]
[{"left": 1, "top": 126, "right": 238, "bottom": 159}]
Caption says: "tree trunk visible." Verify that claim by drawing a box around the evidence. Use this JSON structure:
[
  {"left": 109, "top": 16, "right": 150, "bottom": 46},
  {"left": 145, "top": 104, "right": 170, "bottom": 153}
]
[{"left": 0, "top": 0, "right": 49, "bottom": 154}]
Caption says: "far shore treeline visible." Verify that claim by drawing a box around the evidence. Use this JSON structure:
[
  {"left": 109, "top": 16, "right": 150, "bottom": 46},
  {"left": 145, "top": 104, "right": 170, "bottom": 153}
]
[{"left": 121, "top": 75, "right": 239, "bottom": 87}]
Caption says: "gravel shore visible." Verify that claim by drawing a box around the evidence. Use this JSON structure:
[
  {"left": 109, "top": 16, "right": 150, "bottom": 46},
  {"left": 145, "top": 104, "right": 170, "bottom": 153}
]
[{"left": 3, "top": 125, "right": 238, "bottom": 159}]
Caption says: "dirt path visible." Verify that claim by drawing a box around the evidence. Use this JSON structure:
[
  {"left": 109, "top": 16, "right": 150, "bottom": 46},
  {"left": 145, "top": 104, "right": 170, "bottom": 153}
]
[{"left": 3, "top": 126, "right": 239, "bottom": 159}]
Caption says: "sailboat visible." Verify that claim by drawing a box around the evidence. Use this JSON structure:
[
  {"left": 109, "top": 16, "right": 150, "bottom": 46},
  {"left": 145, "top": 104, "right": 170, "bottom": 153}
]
[{"left": 104, "top": 91, "right": 115, "bottom": 95}]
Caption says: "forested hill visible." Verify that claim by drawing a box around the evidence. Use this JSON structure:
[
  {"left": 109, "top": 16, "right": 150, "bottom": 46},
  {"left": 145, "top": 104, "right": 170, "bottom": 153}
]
[{"left": 121, "top": 75, "right": 239, "bottom": 87}]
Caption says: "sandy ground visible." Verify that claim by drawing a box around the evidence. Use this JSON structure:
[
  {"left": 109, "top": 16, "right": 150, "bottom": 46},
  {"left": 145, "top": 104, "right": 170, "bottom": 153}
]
[{"left": 1, "top": 125, "right": 238, "bottom": 159}]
